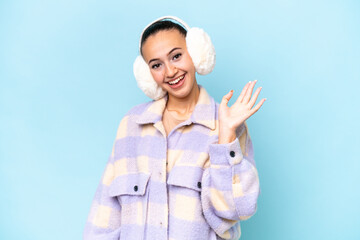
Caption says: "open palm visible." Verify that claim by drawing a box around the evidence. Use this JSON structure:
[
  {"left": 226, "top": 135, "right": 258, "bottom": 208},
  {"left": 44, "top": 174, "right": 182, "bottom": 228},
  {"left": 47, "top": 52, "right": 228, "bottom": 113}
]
[{"left": 219, "top": 80, "right": 266, "bottom": 132}]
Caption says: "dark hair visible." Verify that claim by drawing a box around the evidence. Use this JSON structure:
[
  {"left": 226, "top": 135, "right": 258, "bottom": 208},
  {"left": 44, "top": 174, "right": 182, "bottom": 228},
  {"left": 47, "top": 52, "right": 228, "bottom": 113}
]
[{"left": 140, "top": 20, "right": 187, "bottom": 56}]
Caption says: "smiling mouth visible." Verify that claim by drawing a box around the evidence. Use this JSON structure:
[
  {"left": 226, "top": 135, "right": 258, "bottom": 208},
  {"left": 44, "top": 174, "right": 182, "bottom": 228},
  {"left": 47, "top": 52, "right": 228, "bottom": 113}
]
[{"left": 168, "top": 75, "right": 185, "bottom": 85}]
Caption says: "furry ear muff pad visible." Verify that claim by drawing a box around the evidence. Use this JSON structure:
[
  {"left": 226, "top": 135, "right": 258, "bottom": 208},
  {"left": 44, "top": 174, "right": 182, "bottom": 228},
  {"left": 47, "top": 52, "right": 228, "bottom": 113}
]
[{"left": 133, "top": 16, "right": 216, "bottom": 100}]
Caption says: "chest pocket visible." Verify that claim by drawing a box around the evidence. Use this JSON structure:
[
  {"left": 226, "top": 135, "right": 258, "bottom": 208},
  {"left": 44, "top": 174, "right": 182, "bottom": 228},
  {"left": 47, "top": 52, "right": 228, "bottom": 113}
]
[
  {"left": 167, "top": 165, "right": 208, "bottom": 230},
  {"left": 108, "top": 172, "right": 151, "bottom": 239},
  {"left": 167, "top": 165, "right": 204, "bottom": 192},
  {"left": 109, "top": 172, "right": 151, "bottom": 199}
]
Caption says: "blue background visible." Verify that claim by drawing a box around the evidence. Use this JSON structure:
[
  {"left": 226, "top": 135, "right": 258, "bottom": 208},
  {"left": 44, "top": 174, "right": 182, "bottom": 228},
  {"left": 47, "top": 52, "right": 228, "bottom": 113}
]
[{"left": 1, "top": 0, "right": 359, "bottom": 239}]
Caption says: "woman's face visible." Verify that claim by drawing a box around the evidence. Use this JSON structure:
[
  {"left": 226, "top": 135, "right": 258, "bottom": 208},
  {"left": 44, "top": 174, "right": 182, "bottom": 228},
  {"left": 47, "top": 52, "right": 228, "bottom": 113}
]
[{"left": 141, "top": 29, "right": 197, "bottom": 99}]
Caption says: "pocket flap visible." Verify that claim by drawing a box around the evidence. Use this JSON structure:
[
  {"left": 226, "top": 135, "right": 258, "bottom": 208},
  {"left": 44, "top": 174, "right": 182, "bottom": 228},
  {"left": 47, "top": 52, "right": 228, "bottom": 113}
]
[
  {"left": 109, "top": 172, "right": 151, "bottom": 197},
  {"left": 167, "top": 166, "right": 203, "bottom": 192}
]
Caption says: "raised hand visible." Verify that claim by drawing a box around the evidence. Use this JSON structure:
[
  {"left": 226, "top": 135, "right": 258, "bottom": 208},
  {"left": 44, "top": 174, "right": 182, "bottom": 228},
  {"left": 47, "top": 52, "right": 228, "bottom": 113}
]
[{"left": 218, "top": 80, "right": 266, "bottom": 144}]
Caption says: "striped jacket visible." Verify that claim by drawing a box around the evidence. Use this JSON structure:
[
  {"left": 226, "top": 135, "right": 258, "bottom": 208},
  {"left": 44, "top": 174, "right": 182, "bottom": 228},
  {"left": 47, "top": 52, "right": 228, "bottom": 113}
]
[{"left": 83, "top": 85, "right": 260, "bottom": 240}]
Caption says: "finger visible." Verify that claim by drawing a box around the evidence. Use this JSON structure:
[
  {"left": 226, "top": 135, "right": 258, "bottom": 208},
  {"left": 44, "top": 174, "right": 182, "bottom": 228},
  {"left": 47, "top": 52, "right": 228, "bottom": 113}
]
[
  {"left": 243, "top": 80, "right": 257, "bottom": 103},
  {"left": 248, "top": 87, "right": 262, "bottom": 108},
  {"left": 235, "top": 81, "right": 251, "bottom": 105},
  {"left": 221, "top": 90, "right": 234, "bottom": 107},
  {"left": 250, "top": 98, "right": 266, "bottom": 115}
]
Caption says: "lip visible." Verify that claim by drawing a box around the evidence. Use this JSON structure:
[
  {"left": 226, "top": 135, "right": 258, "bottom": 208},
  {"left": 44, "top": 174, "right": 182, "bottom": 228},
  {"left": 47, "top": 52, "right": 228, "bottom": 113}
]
[
  {"left": 167, "top": 74, "right": 185, "bottom": 83},
  {"left": 167, "top": 74, "right": 186, "bottom": 89}
]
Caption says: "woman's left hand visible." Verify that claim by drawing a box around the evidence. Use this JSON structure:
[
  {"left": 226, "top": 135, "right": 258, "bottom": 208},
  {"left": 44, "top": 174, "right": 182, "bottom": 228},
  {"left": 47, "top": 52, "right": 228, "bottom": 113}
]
[{"left": 218, "top": 80, "right": 266, "bottom": 144}]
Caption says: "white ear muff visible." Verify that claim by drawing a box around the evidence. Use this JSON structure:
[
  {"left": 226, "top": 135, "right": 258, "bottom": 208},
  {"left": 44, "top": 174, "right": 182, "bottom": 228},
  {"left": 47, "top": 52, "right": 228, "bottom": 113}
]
[
  {"left": 133, "top": 56, "right": 167, "bottom": 100},
  {"left": 133, "top": 16, "right": 216, "bottom": 100},
  {"left": 186, "top": 27, "right": 216, "bottom": 75}
]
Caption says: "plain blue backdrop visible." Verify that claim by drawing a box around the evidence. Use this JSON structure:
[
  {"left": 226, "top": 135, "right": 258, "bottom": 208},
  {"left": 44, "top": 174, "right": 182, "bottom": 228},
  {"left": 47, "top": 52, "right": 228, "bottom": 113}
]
[{"left": 1, "top": 0, "right": 359, "bottom": 239}]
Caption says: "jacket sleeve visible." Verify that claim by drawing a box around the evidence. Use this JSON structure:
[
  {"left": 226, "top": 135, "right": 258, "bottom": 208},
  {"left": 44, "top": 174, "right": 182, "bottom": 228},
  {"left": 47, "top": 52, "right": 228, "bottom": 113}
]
[
  {"left": 201, "top": 122, "right": 260, "bottom": 239},
  {"left": 83, "top": 145, "right": 122, "bottom": 240}
]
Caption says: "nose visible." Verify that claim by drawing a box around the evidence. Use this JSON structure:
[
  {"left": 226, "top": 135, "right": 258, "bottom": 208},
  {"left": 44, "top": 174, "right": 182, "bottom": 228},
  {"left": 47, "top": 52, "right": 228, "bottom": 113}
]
[{"left": 165, "top": 62, "right": 178, "bottom": 78}]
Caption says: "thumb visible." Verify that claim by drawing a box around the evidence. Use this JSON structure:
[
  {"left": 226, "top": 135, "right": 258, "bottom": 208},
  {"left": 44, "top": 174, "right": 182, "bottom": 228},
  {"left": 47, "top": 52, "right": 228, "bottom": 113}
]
[{"left": 221, "top": 90, "right": 234, "bottom": 107}]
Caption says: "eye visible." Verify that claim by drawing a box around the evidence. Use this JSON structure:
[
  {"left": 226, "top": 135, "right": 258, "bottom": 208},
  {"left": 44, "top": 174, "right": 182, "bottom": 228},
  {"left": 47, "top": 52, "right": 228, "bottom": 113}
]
[
  {"left": 173, "top": 53, "right": 182, "bottom": 60},
  {"left": 151, "top": 63, "right": 161, "bottom": 69}
]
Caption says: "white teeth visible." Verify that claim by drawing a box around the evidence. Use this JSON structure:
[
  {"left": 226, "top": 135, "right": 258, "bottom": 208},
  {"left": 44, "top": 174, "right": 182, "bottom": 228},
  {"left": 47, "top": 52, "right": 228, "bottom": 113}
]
[{"left": 168, "top": 75, "right": 184, "bottom": 85}]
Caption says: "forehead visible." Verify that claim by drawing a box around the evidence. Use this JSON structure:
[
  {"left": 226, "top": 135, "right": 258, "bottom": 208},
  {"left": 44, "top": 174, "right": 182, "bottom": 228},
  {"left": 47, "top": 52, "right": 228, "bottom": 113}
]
[{"left": 142, "top": 29, "right": 186, "bottom": 62}]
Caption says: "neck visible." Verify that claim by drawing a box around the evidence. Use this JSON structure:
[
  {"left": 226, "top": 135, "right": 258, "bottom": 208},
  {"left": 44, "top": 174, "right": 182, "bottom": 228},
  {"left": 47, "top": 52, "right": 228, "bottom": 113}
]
[{"left": 166, "top": 83, "right": 200, "bottom": 116}]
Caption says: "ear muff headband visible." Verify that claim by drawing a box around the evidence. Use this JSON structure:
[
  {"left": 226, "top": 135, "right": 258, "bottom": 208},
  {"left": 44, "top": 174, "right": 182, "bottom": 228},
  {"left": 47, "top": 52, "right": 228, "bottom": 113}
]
[
  {"left": 138, "top": 15, "right": 191, "bottom": 50},
  {"left": 133, "top": 16, "right": 216, "bottom": 100}
]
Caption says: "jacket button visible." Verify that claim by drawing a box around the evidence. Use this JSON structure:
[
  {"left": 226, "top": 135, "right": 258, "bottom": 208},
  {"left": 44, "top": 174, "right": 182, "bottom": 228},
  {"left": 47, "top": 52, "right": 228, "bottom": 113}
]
[
  {"left": 197, "top": 182, "right": 202, "bottom": 189},
  {"left": 134, "top": 185, "right": 138, "bottom": 192},
  {"left": 230, "top": 151, "right": 235, "bottom": 157}
]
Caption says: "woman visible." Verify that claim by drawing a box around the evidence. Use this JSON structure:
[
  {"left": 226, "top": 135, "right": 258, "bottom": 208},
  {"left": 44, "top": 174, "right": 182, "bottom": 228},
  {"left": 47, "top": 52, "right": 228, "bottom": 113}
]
[{"left": 83, "top": 16, "right": 266, "bottom": 240}]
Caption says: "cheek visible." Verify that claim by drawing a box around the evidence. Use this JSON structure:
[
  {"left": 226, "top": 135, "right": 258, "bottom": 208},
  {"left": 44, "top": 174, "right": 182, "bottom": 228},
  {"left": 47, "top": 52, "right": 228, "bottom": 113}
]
[
  {"left": 184, "top": 55, "right": 196, "bottom": 72},
  {"left": 173, "top": 57, "right": 194, "bottom": 71},
  {"left": 150, "top": 70, "right": 165, "bottom": 84}
]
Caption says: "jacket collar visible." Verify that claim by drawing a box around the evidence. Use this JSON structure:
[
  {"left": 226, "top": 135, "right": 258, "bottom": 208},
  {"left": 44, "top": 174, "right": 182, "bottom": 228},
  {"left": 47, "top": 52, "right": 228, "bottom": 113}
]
[{"left": 135, "top": 85, "right": 216, "bottom": 130}]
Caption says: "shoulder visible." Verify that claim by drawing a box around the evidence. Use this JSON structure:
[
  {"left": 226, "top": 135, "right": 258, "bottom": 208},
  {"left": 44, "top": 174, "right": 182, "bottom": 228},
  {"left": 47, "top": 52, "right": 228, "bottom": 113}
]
[
  {"left": 114, "top": 100, "right": 153, "bottom": 135},
  {"left": 124, "top": 101, "right": 153, "bottom": 118}
]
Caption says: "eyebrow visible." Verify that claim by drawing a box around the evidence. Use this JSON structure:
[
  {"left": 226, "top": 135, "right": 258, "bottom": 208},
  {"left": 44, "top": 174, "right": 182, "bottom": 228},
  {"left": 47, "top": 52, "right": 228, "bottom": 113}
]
[{"left": 148, "top": 47, "right": 181, "bottom": 64}]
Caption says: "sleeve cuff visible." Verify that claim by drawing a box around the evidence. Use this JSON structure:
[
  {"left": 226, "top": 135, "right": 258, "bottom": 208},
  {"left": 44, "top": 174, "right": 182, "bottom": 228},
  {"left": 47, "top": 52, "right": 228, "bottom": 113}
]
[{"left": 208, "top": 137, "right": 244, "bottom": 166}]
